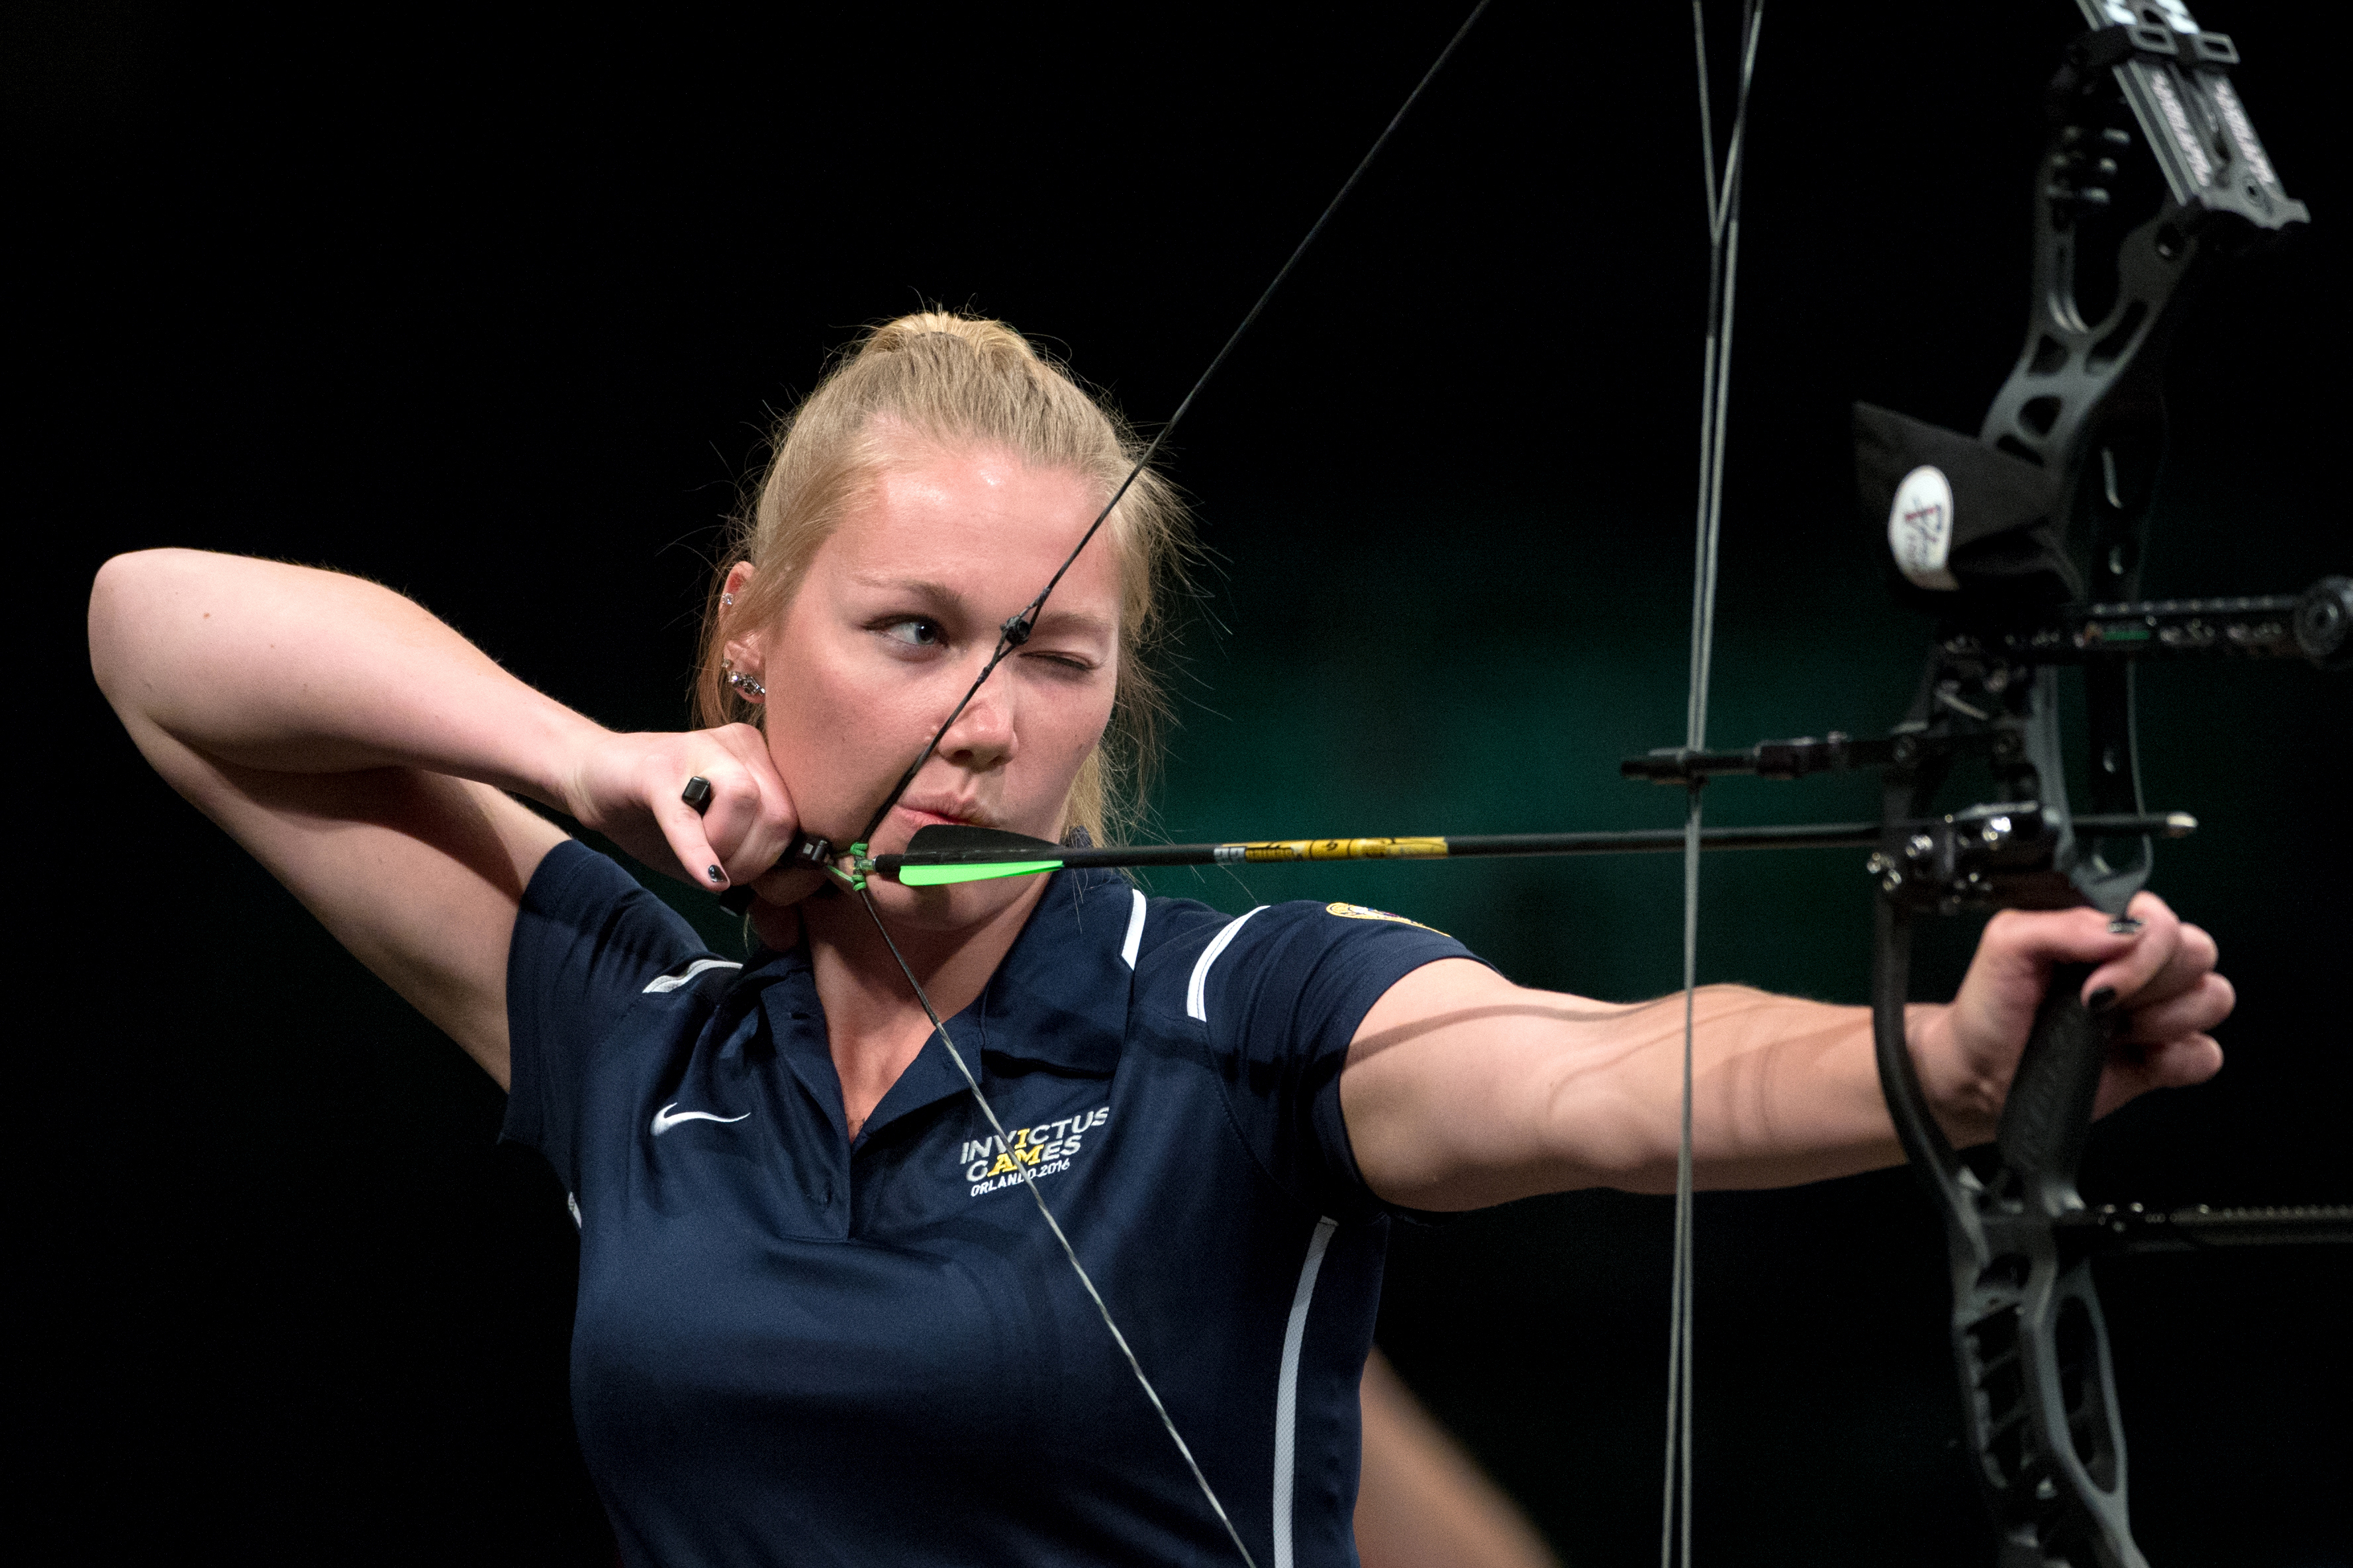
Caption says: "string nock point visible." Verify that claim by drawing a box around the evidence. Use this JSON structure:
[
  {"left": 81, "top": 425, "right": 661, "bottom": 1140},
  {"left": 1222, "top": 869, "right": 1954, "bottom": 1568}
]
[
  {"left": 1000, "top": 612, "right": 1033, "bottom": 647},
  {"left": 820, "top": 841, "right": 873, "bottom": 893}
]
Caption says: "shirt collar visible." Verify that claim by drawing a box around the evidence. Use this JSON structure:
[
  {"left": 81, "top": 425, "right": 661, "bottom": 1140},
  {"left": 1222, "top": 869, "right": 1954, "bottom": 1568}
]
[
  {"left": 738, "top": 869, "right": 1136, "bottom": 1140},
  {"left": 967, "top": 866, "right": 1135, "bottom": 1077}
]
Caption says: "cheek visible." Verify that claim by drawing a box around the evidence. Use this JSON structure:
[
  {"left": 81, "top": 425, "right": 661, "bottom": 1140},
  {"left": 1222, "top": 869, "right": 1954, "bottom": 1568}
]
[
  {"left": 757, "top": 612, "right": 892, "bottom": 811},
  {"left": 1045, "top": 667, "right": 1120, "bottom": 761}
]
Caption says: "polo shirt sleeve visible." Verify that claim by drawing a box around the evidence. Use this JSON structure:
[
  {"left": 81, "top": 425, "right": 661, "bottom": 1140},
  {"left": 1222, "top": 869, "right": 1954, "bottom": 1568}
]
[
  {"left": 502, "top": 838, "right": 707, "bottom": 1192},
  {"left": 1188, "top": 899, "right": 1488, "bottom": 1222}
]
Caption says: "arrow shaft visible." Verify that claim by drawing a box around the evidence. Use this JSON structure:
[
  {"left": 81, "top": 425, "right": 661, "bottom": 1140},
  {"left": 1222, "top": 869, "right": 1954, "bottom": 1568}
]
[{"left": 871, "top": 814, "right": 2191, "bottom": 879}]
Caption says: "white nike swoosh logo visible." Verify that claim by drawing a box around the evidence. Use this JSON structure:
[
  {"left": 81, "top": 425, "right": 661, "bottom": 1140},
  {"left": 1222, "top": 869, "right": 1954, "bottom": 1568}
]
[{"left": 650, "top": 1101, "right": 751, "bottom": 1136}]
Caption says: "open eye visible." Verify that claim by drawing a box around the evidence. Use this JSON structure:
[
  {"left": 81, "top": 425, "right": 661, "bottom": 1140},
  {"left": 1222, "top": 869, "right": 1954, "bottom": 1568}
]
[{"left": 881, "top": 617, "right": 945, "bottom": 649}]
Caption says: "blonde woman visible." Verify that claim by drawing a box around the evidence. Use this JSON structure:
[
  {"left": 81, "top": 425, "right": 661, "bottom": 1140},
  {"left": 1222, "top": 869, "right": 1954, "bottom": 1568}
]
[{"left": 88, "top": 314, "right": 2229, "bottom": 1566}]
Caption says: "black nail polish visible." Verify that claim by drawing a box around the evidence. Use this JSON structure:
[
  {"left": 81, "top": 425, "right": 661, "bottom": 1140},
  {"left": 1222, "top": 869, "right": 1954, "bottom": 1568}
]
[
  {"left": 2108, "top": 915, "right": 2144, "bottom": 936},
  {"left": 707, "top": 865, "right": 724, "bottom": 884},
  {"left": 2086, "top": 986, "right": 2117, "bottom": 1015}
]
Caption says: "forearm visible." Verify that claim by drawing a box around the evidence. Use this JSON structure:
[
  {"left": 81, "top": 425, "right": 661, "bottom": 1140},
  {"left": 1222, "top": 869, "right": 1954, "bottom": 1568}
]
[
  {"left": 89, "top": 548, "right": 600, "bottom": 809},
  {"left": 1601, "top": 985, "right": 1978, "bottom": 1193},
  {"left": 1351, "top": 908, "right": 2213, "bottom": 1211},
  {"left": 1345, "top": 964, "right": 1995, "bottom": 1209}
]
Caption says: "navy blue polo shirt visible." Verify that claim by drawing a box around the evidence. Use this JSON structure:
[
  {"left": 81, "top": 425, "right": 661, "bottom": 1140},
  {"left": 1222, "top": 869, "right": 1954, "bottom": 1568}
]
[{"left": 503, "top": 839, "right": 1480, "bottom": 1568}]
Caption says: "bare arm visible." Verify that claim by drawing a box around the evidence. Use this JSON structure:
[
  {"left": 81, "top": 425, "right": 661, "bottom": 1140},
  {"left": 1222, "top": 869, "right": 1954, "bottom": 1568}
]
[
  {"left": 1355, "top": 1348, "right": 1559, "bottom": 1568},
  {"left": 1341, "top": 899, "right": 2232, "bottom": 1210},
  {"left": 88, "top": 549, "right": 800, "bottom": 1084}
]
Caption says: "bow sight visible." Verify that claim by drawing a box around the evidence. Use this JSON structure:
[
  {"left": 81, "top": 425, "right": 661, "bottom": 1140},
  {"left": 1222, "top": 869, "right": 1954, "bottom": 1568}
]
[{"left": 1627, "top": 4, "right": 2346, "bottom": 1565}]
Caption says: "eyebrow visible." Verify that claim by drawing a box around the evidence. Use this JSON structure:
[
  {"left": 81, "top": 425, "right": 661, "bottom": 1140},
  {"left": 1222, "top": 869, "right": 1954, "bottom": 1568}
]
[{"left": 845, "top": 573, "right": 1117, "bottom": 640}]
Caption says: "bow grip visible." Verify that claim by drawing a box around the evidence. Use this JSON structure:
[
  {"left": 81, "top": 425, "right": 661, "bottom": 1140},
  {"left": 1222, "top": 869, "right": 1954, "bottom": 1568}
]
[{"left": 1993, "top": 960, "right": 2110, "bottom": 1209}]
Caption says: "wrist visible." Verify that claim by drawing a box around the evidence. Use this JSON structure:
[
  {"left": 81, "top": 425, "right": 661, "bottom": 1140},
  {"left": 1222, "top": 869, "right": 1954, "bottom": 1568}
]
[
  {"left": 540, "top": 712, "right": 622, "bottom": 825},
  {"left": 1908, "top": 1001, "right": 2002, "bottom": 1148}
]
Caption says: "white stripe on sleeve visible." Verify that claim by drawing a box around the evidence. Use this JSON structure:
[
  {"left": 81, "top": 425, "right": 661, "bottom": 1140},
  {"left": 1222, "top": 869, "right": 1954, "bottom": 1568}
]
[
  {"left": 1185, "top": 906, "right": 1267, "bottom": 1023},
  {"left": 1120, "top": 888, "right": 1148, "bottom": 970}
]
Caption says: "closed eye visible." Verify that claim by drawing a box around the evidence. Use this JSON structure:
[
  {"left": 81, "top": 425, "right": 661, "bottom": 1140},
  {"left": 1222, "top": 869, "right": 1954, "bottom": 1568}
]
[{"left": 1022, "top": 648, "right": 1098, "bottom": 675}]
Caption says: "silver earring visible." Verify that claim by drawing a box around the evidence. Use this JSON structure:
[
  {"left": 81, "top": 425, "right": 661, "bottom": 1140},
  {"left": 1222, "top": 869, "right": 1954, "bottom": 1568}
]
[
  {"left": 722, "top": 659, "right": 766, "bottom": 700},
  {"left": 722, "top": 592, "right": 735, "bottom": 606}
]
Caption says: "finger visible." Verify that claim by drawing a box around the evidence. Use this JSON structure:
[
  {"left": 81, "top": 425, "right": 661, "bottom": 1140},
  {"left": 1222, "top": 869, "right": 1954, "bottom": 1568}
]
[
  {"left": 679, "top": 739, "right": 794, "bottom": 882},
  {"left": 1973, "top": 906, "right": 2158, "bottom": 1023},
  {"left": 676, "top": 772, "right": 746, "bottom": 890},
  {"left": 678, "top": 759, "right": 755, "bottom": 861},
  {"left": 2093, "top": 1032, "right": 2224, "bottom": 1117},
  {"left": 655, "top": 785, "right": 734, "bottom": 888},
  {"left": 2076, "top": 892, "right": 2189, "bottom": 1013},
  {"left": 706, "top": 724, "right": 805, "bottom": 882},
  {"left": 2115, "top": 970, "right": 2236, "bottom": 1047},
  {"left": 2101, "top": 920, "right": 2220, "bottom": 1024}
]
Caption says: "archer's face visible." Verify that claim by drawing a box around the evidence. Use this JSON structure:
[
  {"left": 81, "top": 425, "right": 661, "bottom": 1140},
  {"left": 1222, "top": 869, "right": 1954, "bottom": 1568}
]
[{"left": 758, "top": 439, "right": 1121, "bottom": 920}]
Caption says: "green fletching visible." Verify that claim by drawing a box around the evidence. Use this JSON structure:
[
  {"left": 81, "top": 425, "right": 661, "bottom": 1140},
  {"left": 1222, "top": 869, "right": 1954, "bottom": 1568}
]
[{"left": 897, "top": 858, "right": 1063, "bottom": 887}]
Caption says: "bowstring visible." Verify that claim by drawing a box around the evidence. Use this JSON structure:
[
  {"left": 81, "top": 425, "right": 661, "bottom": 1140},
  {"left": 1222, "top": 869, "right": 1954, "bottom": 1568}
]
[
  {"left": 840, "top": 7, "right": 1495, "bottom": 1561},
  {"left": 1665, "top": 5, "right": 1763, "bottom": 1566},
  {"left": 851, "top": 0, "right": 1495, "bottom": 854}
]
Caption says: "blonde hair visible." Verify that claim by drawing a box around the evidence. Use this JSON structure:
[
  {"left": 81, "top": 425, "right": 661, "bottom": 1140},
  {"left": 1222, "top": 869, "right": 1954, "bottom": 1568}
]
[{"left": 694, "top": 311, "right": 1190, "bottom": 845}]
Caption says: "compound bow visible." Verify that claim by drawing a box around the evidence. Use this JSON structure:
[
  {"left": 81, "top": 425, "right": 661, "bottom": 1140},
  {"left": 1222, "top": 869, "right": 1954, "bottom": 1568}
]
[{"left": 1625, "top": 3, "right": 2347, "bottom": 1563}]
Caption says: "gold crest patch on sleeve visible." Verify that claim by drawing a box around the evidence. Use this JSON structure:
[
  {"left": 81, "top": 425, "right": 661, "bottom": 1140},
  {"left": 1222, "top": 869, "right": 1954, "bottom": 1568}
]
[{"left": 1323, "top": 901, "right": 1449, "bottom": 937}]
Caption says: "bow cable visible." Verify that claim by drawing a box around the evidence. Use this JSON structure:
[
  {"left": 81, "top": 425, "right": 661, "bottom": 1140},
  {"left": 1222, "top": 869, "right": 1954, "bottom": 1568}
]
[
  {"left": 829, "top": 8, "right": 1494, "bottom": 1563},
  {"left": 1666, "top": 5, "right": 1764, "bottom": 1565}
]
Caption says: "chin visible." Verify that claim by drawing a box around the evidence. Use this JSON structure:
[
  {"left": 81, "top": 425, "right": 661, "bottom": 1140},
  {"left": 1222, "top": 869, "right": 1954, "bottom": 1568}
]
[{"left": 869, "top": 873, "right": 1037, "bottom": 930}]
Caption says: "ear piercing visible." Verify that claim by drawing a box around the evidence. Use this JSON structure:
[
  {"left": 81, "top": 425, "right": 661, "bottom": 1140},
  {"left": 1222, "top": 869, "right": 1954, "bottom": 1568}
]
[
  {"left": 722, "top": 659, "right": 767, "bottom": 700},
  {"left": 722, "top": 592, "right": 736, "bottom": 606}
]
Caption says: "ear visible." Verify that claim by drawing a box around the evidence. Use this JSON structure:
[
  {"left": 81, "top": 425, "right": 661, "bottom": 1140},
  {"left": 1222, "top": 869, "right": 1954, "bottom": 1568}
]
[{"left": 721, "top": 562, "right": 763, "bottom": 673}]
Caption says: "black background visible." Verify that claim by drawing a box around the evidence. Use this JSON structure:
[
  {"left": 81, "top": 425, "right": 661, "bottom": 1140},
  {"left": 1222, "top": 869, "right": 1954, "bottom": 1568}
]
[{"left": 14, "top": 2, "right": 2346, "bottom": 1563}]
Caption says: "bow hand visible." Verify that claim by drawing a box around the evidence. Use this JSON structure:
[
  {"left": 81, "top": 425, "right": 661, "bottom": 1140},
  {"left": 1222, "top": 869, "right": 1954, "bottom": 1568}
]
[{"left": 1918, "top": 892, "right": 2230, "bottom": 1152}]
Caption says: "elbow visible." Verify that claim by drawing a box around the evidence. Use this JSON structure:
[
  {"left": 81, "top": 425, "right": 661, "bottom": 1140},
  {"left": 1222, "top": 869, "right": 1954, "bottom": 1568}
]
[
  {"left": 88, "top": 547, "right": 197, "bottom": 707},
  {"left": 88, "top": 551, "right": 144, "bottom": 696}
]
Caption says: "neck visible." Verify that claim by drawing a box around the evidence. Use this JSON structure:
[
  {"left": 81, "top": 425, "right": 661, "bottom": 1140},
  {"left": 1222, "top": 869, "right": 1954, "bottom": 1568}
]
[{"left": 792, "top": 878, "right": 1051, "bottom": 1140}]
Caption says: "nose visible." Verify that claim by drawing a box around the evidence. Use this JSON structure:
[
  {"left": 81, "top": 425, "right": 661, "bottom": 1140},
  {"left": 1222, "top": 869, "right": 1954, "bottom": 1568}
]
[{"left": 935, "top": 657, "right": 1017, "bottom": 772}]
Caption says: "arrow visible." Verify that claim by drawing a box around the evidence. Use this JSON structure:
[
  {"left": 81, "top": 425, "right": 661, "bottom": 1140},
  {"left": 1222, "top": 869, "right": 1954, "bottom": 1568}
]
[{"left": 867, "top": 814, "right": 2195, "bottom": 886}]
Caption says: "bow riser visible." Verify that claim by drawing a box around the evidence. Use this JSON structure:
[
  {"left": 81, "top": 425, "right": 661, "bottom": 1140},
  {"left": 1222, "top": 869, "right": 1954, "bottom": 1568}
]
[{"left": 1874, "top": 899, "right": 2144, "bottom": 1568}]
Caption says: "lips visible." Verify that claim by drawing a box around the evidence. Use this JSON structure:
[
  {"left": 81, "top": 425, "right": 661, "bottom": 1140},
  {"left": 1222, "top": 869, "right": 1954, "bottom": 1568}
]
[{"left": 894, "top": 799, "right": 988, "bottom": 832}]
